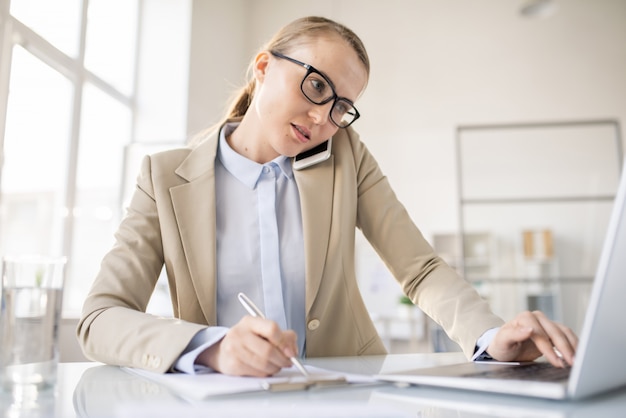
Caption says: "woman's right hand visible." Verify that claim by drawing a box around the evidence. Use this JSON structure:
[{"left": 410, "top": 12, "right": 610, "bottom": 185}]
[{"left": 195, "top": 316, "right": 298, "bottom": 377}]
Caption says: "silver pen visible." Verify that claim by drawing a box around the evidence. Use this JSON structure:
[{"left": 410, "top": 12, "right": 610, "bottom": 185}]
[{"left": 237, "top": 292, "right": 310, "bottom": 378}]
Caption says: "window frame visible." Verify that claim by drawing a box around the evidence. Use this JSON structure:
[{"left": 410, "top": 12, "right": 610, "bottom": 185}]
[{"left": 0, "top": 0, "right": 142, "bottom": 315}]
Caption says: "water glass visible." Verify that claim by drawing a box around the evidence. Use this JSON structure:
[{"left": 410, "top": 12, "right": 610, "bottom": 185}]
[{"left": 1, "top": 255, "right": 67, "bottom": 393}]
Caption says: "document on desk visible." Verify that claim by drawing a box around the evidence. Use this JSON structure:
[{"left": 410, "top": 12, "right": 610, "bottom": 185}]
[{"left": 123, "top": 365, "right": 376, "bottom": 400}]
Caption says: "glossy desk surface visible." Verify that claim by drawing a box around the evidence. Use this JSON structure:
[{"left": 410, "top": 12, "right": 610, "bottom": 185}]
[{"left": 2, "top": 353, "right": 626, "bottom": 417}]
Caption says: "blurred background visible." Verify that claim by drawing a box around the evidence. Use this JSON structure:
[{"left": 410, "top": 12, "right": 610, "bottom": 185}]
[{"left": 1, "top": 0, "right": 625, "bottom": 359}]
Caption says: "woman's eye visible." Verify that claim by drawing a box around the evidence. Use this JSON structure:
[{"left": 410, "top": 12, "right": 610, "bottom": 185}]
[
  {"left": 305, "top": 76, "right": 329, "bottom": 98},
  {"left": 334, "top": 102, "right": 348, "bottom": 115}
]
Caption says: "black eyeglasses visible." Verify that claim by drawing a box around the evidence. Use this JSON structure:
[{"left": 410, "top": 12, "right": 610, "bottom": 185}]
[{"left": 270, "top": 51, "right": 360, "bottom": 128}]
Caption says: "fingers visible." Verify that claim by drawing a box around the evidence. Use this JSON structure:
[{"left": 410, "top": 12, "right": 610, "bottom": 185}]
[
  {"left": 490, "top": 311, "right": 578, "bottom": 367},
  {"left": 199, "top": 316, "right": 297, "bottom": 377},
  {"left": 541, "top": 320, "right": 578, "bottom": 366},
  {"left": 528, "top": 312, "right": 567, "bottom": 366},
  {"left": 252, "top": 317, "right": 298, "bottom": 359},
  {"left": 525, "top": 311, "right": 578, "bottom": 367}
]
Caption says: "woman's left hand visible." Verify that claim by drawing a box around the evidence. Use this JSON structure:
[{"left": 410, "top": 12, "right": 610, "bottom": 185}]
[{"left": 486, "top": 310, "right": 578, "bottom": 367}]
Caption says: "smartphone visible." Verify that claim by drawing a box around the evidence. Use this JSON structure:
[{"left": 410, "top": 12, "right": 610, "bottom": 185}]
[{"left": 293, "top": 138, "right": 332, "bottom": 170}]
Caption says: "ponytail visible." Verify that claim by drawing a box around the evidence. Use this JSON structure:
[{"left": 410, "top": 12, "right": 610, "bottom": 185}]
[
  {"left": 225, "top": 79, "right": 256, "bottom": 119},
  {"left": 186, "top": 79, "right": 254, "bottom": 146}
]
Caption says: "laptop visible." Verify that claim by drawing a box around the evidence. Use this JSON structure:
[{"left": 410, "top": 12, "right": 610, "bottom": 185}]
[{"left": 376, "top": 161, "right": 626, "bottom": 400}]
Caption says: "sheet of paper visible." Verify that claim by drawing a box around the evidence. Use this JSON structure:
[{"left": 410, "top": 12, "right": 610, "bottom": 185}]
[{"left": 123, "top": 364, "right": 376, "bottom": 400}]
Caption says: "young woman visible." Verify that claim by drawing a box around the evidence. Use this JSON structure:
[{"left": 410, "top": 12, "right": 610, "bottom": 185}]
[{"left": 77, "top": 16, "right": 577, "bottom": 377}]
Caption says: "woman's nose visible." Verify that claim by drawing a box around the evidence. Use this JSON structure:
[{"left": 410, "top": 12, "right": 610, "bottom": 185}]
[{"left": 308, "top": 102, "right": 332, "bottom": 125}]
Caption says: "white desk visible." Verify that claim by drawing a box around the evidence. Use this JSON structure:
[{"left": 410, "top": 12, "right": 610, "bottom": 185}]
[{"left": 2, "top": 353, "right": 626, "bottom": 417}]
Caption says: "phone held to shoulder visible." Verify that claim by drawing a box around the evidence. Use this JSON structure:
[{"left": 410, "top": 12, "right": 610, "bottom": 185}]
[{"left": 293, "top": 137, "right": 332, "bottom": 170}]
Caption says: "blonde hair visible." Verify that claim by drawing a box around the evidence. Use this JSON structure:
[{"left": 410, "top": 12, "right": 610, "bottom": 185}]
[{"left": 190, "top": 16, "right": 369, "bottom": 143}]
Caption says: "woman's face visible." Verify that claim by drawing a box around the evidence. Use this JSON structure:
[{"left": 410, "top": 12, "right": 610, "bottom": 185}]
[{"left": 251, "top": 34, "right": 368, "bottom": 159}]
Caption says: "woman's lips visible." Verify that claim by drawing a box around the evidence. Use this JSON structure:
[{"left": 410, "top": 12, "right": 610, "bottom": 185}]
[{"left": 292, "top": 124, "right": 311, "bottom": 143}]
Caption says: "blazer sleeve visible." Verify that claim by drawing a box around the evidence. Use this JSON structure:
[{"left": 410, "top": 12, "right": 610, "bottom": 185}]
[
  {"left": 348, "top": 129, "right": 504, "bottom": 358},
  {"left": 76, "top": 154, "right": 207, "bottom": 373}
]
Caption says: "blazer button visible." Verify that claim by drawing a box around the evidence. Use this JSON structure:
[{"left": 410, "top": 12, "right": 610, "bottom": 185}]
[
  {"left": 307, "top": 319, "right": 320, "bottom": 330},
  {"left": 141, "top": 353, "right": 162, "bottom": 369}
]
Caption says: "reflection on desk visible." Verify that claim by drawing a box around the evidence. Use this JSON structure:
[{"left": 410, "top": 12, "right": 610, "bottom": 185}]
[
  {"left": 371, "top": 385, "right": 626, "bottom": 418},
  {"left": 72, "top": 364, "right": 399, "bottom": 418},
  {"left": 2, "top": 354, "right": 626, "bottom": 417},
  {"left": 73, "top": 365, "right": 182, "bottom": 415}
]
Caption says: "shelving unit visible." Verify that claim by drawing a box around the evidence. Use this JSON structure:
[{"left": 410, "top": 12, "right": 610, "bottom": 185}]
[{"left": 455, "top": 119, "right": 623, "bottom": 330}]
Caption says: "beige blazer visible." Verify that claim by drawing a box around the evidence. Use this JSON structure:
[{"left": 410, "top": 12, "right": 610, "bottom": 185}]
[{"left": 77, "top": 124, "right": 503, "bottom": 373}]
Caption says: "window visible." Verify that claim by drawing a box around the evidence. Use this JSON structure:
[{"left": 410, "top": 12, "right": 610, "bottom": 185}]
[
  {"left": 0, "top": 0, "right": 190, "bottom": 316},
  {"left": 1, "top": 46, "right": 72, "bottom": 261}
]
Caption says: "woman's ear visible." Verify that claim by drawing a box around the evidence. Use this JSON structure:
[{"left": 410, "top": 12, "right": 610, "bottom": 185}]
[{"left": 253, "top": 51, "right": 271, "bottom": 83}]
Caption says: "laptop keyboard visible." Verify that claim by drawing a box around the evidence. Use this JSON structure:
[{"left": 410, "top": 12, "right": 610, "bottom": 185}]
[{"left": 469, "top": 362, "right": 571, "bottom": 382}]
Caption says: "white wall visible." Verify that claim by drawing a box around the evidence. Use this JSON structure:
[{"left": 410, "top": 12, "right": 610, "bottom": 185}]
[
  {"left": 186, "top": 0, "right": 626, "bottom": 330},
  {"left": 134, "top": 0, "right": 192, "bottom": 142},
  {"left": 188, "top": 0, "right": 626, "bottom": 232},
  {"left": 187, "top": 0, "right": 250, "bottom": 136}
]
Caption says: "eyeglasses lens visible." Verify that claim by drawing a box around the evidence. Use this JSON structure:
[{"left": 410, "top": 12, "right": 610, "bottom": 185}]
[
  {"left": 301, "top": 70, "right": 357, "bottom": 128},
  {"left": 330, "top": 99, "right": 357, "bottom": 128}
]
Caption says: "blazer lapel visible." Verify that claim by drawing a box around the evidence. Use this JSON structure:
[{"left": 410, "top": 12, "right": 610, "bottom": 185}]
[
  {"left": 293, "top": 156, "right": 335, "bottom": 314},
  {"left": 170, "top": 134, "right": 219, "bottom": 325},
  {"left": 168, "top": 125, "right": 335, "bottom": 322}
]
